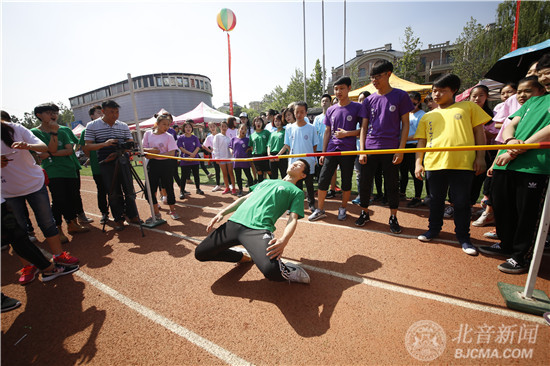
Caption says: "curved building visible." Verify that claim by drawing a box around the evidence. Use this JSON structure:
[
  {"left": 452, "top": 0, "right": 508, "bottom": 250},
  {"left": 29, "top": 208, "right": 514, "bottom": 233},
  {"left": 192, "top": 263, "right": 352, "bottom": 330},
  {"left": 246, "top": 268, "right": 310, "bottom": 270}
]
[{"left": 69, "top": 72, "right": 213, "bottom": 124}]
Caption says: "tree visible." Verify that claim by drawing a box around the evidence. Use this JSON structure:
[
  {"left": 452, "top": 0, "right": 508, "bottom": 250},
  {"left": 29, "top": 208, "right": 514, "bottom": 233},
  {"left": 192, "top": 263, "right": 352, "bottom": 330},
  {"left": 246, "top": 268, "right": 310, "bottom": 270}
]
[
  {"left": 21, "top": 112, "right": 40, "bottom": 129},
  {"left": 451, "top": 1, "right": 550, "bottom": 90},
  {"left": 347, "top": 63, "right": 360, "bottom": 92},
  {"left": 307, "top": 59, "right": 324, "bottom": 106},
  {"left": 395, "top": 26, "right": 422, "bottom": 83},
  {"left": 451, "top": 17, "right": 495, "bottom": 90},
  {"left": 56, "top": 101, "right": 75, "bottom": 126},
  {"left": 240, "top": 106, "right": 259, "bottom": 120}
]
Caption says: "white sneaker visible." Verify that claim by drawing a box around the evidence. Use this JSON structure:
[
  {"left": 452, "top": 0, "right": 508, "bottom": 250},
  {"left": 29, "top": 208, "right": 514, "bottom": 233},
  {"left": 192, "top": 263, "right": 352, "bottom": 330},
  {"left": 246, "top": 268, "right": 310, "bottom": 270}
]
[
  {"left": 212, "top": 185, "right": 222, "bottom": 192},
  {"left": 284, "top": 263, "right": 310, "bottom": 284},
  {"left": 472, "top": 211, "right": 495, "bottom": 227},
  {"left": 308, "top": 208, "right": 326, "bottom": 222},
  {"left": 161, "top": 196, "right": 168, "bottom": 205},
  {"left": 461, "top": 242, "right": 478, "bottom": 256}
]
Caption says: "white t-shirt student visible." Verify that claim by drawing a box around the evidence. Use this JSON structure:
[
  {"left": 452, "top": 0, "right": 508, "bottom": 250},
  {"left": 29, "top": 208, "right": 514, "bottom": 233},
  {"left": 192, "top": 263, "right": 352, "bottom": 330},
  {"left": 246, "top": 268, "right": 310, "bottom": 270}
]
[{"left": 1, "top": 123, "right": 45, "bottom": 198}]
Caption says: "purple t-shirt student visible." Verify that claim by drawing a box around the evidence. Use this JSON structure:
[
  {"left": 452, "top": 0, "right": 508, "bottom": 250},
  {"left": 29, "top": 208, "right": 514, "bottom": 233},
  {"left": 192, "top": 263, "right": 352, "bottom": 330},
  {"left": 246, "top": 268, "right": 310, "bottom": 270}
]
[
  {"left": 363, "top": 88, "right": 415, "bottom": 149},
  {"left": 230, "top": 136, "right": 250, "bottom": 169},
  {"left": 324, "top": 102, "right": 367, "bottom": 152},
  {"left": 177, "top": 134, "right": 201, "bottom": 166}
]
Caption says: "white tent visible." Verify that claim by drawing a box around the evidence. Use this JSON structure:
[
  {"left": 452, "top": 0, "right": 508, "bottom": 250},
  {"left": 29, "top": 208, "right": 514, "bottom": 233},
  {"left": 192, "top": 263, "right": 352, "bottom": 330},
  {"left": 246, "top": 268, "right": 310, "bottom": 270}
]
[
  {"left": 127, "top": 108, "right": 171, "bottom": 131},
  {"left": 71, "top": 123, "right": 86, "bottom": 138},
  {"left": 173, "top": 102, "right": 239, "bottom": 125}
]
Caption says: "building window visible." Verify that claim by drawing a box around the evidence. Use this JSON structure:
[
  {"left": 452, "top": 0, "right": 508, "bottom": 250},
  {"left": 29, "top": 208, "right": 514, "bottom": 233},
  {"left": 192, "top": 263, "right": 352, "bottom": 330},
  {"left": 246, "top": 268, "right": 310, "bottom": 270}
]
[
  {"left": 97, "top": 89, "right": 106, "bottom": 99},
  {"left": 143, "top": 77, "right": 149, "bottom": 87},
  {"left": 176, "top": 77, "right": 183, "bottom": 86},
  {"left": 205, "top": 81, "right": 209, "bottom": 91},
  {"left": 195, "top": 79, "right": 200, "bottom": 88},
  {"left": 170, "top": 77, "right": 176, "bottom": 86},
  {"left": 163, "top": 77, "right": 170, "bottom": 86},
  {"left": 200, "top": 80, "right": 204, "bottom": 89},
  {"left": 133, "top": 78, "right": 142, "bottom": 90},
  {"left": 70, "top": 98, "right": 78, "bottom": 107},
  {"left": 78, "top": 96, "right": 83, "bottom": 105},
  {"left": 123, "top": 82, "right": 129, "bottom": 92},
  {"left": 184, "top": 78, "right": 190, "bottom": 87},
  {"left": 191, "top": 79, "right": 195, "bottom": 88},
  {"left": 359, "top": 68, "right": 366, "bottom": 77},
  {"left": 149, "top": 76, "right": 154, "bottom": 87},
  {"left": 84, "top": 94, "right": 91, "bottom": 103},
  {"left": 156, "top": 77, "right": 162, "bottom": 87}
]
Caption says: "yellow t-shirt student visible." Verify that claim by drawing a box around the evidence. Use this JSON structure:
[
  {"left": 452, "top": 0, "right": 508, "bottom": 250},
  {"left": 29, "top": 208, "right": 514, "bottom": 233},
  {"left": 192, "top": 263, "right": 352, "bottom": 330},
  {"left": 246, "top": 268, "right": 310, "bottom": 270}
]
[{"left": 414, "top": 101, "right": 491, "bottom": 171}]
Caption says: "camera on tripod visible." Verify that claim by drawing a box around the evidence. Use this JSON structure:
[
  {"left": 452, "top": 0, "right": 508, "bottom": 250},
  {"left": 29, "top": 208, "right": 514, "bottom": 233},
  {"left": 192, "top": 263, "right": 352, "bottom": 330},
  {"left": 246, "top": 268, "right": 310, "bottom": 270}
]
[{"left": 115, "top": 140, "right": 136, "bottom": 151}]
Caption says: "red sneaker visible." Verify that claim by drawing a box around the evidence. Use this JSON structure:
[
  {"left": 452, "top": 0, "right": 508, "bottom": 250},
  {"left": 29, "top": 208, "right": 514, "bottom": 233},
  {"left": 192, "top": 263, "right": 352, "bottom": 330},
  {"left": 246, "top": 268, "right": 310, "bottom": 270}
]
[
  {"left": 231, "top": 189, "right": 237, "bottom": 195},
  {"left": 19, "top": 265, "right": 39, "bottom": 285},
  {"left": 53, "top": 251, "right": 80, "bottom": 265},
  {"left": 222, "top": 188, "right": 231, "bottom": 194}
]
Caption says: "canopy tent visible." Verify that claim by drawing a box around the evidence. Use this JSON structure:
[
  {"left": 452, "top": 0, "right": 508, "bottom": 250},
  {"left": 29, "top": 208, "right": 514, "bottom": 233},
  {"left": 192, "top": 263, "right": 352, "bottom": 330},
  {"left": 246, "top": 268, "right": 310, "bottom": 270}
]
[
  {"left": 127, "top": 108, "right": 171, "bottom": 131},
  {"left": 349, "top": 74, "right": 432, "bottom": 101},
  {"left": 71, "top": 123, "right": 86, "bottom": 138},
  {"left": 173, "top": 102, "right": 239, "bottom": 125}
]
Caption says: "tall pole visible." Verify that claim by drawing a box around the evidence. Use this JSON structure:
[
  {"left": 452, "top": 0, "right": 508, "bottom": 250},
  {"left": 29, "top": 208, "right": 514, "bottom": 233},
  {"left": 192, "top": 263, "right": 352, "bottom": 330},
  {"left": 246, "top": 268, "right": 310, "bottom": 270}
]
[
  {"left": 227, "top": 33, "right": 234, "bottom": 115},
  {"left": 127, "top": 73, "right": 156, "bottom": 225},
  {"left": 302, "top": 0, "right": 307, "bottom": 102},
  {"left": 322, "top": 0, "right": 326, "bottom": 92},
  {"left": 343, "top": 0, "right": 347, "bottom": 76}
]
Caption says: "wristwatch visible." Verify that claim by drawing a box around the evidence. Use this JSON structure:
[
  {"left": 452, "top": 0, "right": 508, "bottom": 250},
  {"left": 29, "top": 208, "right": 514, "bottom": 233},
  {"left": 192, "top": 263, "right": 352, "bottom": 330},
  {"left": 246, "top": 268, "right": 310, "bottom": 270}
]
[{"left": 50, "top": 132, "right": 58, "bottom": 136}]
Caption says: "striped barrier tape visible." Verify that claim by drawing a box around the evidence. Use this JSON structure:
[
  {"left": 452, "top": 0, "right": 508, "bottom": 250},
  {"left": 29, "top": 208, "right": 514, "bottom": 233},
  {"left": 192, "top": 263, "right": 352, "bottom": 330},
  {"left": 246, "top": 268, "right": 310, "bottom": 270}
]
[{"left": 141, "top": 142, "right": 550, "bottom": 163}]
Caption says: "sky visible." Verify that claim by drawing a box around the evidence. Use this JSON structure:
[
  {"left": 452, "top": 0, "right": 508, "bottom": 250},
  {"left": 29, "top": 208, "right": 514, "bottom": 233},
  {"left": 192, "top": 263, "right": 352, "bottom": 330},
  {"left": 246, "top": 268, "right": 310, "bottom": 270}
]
[{"left": 1, "top": 0, "right": 502, "bottom": 117}]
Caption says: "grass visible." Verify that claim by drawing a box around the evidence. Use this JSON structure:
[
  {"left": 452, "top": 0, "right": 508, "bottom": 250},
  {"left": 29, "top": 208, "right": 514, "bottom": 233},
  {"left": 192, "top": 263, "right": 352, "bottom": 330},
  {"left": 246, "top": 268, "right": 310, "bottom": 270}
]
[{"left": 79, "top": 161, "right": 430, "bottom": 199}]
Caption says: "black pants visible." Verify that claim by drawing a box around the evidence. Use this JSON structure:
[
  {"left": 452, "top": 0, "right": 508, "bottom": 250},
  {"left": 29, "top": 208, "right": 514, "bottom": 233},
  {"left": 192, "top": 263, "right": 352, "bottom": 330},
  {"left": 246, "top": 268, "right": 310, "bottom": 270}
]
[
  {"left": 297, "top": 173, "right": 315, "bottom": 207},
  {"left": 359, "top": 155, "right": 399, "bottom": 209},
  {"left": 492, "top": 170, "right": 548, "bottom": 265},
  {"left": 269, "top": 156, "right": 288, "bottom": 180},
  {"left": 145, "top": 159, "right": 176, "bottom": 205},
  {"left": 2, "top": 202, "right": 51, "bottom": 270},
  {"left": 48, "top": 177, "right": 79, "bottom": 225},
  {"left": 212, "top": 162, "right": 221, "bottom": 185},
  {"left": 75, "top": 170, "right": 85, "bottom": 215},
  {"left": 399, "top": 146, "right": 423, "bottom": 198},
  {"left": 234, "top": 167, "right": 254, "bottom": 191},
  {"left": 93, "top": 174, "right": 109, "bottom": 214},
  {"left": 195, "top": 221, "right": 290, "bottom": 281},
  {"left": 100, "top": 157, "right": 139, "bottom": 222},
  {"left": 318, "top": 155, "right": 356, "bottom": 191},
  {"left": 427, "top": 170, "right": 473, "bottom": 243},
  {"left": 180, "top": 164, "right": 201, "bottom": 192}
]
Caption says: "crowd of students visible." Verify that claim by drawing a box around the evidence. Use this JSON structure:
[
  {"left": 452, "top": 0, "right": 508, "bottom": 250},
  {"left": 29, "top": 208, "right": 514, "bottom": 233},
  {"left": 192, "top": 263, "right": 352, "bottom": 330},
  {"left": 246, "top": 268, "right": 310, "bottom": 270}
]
[{"left": 1, "top": 55, "right": 549, "bottom": 311}]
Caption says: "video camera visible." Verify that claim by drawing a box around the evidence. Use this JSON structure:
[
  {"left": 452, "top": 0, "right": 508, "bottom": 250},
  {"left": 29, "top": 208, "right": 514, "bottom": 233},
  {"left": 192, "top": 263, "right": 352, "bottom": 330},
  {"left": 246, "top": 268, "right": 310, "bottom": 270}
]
[{"left": 115, "top": 140, "right": 136, "bottom": 151}]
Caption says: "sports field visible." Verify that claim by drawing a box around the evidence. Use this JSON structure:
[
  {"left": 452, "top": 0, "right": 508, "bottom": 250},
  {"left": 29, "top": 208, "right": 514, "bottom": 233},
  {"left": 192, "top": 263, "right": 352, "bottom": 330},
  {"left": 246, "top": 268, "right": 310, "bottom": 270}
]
[{"left": 2, "top": 176, "right": 549, "bottom": 365}]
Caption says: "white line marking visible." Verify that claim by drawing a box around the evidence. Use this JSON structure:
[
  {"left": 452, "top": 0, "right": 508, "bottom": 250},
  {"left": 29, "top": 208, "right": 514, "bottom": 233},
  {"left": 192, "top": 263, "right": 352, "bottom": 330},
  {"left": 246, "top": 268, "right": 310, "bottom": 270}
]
[
  {"left": 84, "top": 211, "right": 547, "bottom": 325},
  {"left": 75, "top": 271, "right": 254, "bottom": 366}
]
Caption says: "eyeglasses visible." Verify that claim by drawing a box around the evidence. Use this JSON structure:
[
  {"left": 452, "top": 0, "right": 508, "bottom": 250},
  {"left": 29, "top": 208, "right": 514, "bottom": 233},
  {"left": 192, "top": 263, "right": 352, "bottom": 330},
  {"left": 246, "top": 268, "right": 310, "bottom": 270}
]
[{"left": 369, "top": 72, "right": 387, "bottom": 81}]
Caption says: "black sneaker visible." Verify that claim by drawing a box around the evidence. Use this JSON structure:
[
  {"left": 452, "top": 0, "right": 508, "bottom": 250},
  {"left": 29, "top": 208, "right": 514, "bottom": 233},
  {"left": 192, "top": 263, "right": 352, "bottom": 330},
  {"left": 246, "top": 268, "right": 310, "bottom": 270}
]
[
  {"left": 407, "top": 197, "right": 422, "bottom": 208},
  {"left": 355, "top": 210, "right": 370, "bottom": 227},
  {"left": 498, "top": 258, "right": 528, "bottom": 274},
  {"left": 326, "top": 190, "right": 336, "bottom": 199},
  {"left": 308, "top": 204, "right": 316, "bottom": 213},
  {"left": 237, "top": 190, "right": 243, "bottom": 197},
  {"left": 41, "top": 263, "right": 79, "bottom": 282},
  {"left": 389, "top": 215, "right": 401, "bottom": 234},
  {"left": 179, "top": 192, "right": 185, "bottom": 199},
  {"left": 196, "top": 189, "right": 205, "bottom": 195},
  {"left": 1, "top": 293, "right": 21, "bottom": 313},
  {"left": 478, "top": 243, "right": 511, "bottom": 258}
]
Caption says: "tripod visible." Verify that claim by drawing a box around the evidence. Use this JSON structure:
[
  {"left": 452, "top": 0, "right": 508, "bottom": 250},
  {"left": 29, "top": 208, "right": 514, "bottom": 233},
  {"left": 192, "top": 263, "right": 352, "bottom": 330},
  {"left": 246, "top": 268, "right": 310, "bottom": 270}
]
[{"left": 100, "top": 150, "right": 145, "bottom": 236}]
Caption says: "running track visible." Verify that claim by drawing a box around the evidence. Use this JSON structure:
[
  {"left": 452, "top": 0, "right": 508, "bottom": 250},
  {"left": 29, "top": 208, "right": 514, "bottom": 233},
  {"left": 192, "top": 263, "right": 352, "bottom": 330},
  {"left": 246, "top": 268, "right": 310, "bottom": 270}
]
[{"left": 2, "top": 177, "right": 549, "bottom": 365}]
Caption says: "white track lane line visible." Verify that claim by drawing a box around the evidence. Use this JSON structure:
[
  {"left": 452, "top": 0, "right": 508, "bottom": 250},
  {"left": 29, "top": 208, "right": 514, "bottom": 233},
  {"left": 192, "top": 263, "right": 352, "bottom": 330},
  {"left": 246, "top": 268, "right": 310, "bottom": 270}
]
[
  {"left": 75, "top": 270, "right": 254, "bottom": 366},
  {"left": 82, "top": 209, "right": 546, "bottom": 325}
]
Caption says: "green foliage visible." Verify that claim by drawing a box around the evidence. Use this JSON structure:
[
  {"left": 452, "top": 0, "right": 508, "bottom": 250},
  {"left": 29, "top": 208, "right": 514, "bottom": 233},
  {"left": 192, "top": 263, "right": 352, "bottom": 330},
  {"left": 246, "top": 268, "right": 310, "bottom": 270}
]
[
  {"left": 451, "top": 1, "right": 550, "bottom": 90},
  {"left": 261, "top": 58, "right": 326, "bottom": 112},
  {"left": 56, "top": 101, "right": 75, "bottom": 126},
  {"left": 395, "top": 26, "right": 422, "bottom": 83}
]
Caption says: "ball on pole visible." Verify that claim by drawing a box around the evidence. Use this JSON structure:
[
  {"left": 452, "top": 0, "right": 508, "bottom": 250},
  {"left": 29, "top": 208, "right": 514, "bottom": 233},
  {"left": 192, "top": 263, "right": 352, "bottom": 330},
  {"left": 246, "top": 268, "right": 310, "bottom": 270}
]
[{"left": 217, "top": 8, "right": 237, "bottom": 32}]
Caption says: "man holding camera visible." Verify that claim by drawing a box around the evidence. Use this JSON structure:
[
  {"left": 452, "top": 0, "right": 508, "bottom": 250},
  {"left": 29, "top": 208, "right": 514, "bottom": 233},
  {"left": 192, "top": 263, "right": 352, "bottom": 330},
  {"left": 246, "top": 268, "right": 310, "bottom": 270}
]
[{"left": 85, "top": 100, "right": 139, "bottom": 230}]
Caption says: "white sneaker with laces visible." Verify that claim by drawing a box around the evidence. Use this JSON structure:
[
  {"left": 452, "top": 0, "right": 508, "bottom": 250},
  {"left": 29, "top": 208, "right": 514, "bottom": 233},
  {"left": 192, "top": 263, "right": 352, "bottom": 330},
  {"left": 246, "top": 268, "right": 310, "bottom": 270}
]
[
  {"left": 472, "top": 211, "right": 494, "bottom": 227},
  {"left": 284, "top": 263, "right": 310, "bottom": 284},
  {"left": 461, "top": 242, "right": 478, "bottom": 256},
  {"left": 212, "top": 185, "right": 222, "bottom": 192}
]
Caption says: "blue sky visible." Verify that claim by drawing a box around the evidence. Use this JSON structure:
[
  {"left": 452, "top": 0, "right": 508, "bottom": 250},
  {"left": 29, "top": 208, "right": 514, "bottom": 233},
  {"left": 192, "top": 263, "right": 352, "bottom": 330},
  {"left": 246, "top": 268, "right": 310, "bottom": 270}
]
[{"left": 1, "top": 0, "right": 502, "bottom": 117}]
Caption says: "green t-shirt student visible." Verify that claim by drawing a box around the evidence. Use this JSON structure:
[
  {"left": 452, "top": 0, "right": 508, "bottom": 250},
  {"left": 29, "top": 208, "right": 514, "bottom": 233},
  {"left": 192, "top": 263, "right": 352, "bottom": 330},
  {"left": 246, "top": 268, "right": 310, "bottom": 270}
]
[
  {"left": 268, "top": 129, "right": 285, "bottom": 154},
  {"left": 249, "top": 130, "right": 271, "bottom": 154},
  {"left": 31, "top": 127, "right": 78, "bottom": 179},
  {"left": 493, "top": 94, "right": 550, "bottom": 176},
  {"left": 78, "top": 129, "right": 101, "bottom": 175},
  {"left": 229, "top": 179, "right": 305, "bottom": 233},
  {"left": 59, "top": 125, "right": 82, "bottom": 172}
]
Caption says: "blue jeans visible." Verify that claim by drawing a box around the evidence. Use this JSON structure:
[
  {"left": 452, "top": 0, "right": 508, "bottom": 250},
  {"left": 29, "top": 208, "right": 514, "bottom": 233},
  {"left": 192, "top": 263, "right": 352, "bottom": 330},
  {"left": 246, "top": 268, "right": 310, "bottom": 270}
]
[
  {"left": 426, "top": 170, "right": 474, "bottom": 243},
  {"left": 5, "top": 184, "right": 58, "bottom": 238}
]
